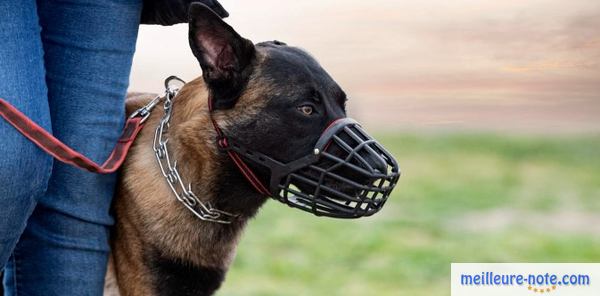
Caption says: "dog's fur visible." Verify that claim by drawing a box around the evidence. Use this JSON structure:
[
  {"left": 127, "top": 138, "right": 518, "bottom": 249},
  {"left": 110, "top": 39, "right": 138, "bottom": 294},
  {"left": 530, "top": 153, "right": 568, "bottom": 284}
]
[{"left": 105, "top": 3, "right": 351, "bottom": 295}]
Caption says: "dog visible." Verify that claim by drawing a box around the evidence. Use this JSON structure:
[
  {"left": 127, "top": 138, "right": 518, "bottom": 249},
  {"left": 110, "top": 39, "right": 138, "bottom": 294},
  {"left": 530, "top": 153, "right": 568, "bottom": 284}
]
[{"left": 105, "top": 3, "right": 398, "bottom": 295}]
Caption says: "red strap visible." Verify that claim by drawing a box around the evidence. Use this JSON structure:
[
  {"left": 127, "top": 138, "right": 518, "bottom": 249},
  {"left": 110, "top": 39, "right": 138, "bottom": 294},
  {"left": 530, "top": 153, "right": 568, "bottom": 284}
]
[
  {"left": 0, "top": 98, "right": 144, "bottom": 174},
  {"left": 208, "top": 96, "right": 271, "bottom": 196},
  {"left": 227, "top": 150, "right": 271, "bottom": 195}
]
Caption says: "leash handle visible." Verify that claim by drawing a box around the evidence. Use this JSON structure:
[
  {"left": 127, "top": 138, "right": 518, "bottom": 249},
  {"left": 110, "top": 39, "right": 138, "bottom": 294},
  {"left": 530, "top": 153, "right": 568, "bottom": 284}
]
[{"left": 0, "top": 98, "right": 145, "bottom": 174}]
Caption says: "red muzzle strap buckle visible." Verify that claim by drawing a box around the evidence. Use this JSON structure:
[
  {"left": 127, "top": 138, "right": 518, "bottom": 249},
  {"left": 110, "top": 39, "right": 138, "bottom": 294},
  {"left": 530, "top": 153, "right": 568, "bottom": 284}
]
[{"left": 0, "top": 97, "right": 146, "bottom": 174}]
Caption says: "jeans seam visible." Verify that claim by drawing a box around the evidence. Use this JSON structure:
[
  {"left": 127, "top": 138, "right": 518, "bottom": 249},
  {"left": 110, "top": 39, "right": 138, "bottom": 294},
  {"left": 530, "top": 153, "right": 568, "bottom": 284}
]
[{"left": 10, "top": 251, "right": 19, "bottom": 296}]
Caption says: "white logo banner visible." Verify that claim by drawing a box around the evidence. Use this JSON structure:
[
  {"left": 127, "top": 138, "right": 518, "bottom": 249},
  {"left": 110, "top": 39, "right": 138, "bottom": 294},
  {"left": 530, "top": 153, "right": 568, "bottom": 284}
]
[{"left": 451, "top": 263, "right": 600, "bottom": 296}]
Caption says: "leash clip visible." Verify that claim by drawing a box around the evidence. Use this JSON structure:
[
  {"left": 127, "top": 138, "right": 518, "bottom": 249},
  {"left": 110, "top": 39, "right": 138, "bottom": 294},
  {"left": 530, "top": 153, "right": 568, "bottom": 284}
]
[
  {"left": 129, "top": 94, "right": 162, "bottom": 124},
  {"left": 165, "top": 75, "right": 186, "bottom": 97},
  {"left": 129, "top": 76, "right": 186, "bottom": 124}
]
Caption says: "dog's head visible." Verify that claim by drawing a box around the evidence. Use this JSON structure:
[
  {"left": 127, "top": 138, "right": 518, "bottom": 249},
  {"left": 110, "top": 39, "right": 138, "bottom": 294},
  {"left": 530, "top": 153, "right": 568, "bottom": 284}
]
[{"left": 188, "top": 3, "right": 399, "bottom": 218}]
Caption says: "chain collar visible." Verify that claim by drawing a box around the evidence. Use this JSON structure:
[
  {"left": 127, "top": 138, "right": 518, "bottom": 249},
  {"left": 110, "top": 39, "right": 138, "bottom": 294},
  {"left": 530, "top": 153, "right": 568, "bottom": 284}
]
[{"left": 135, "top": 76, "right": 237, "bottom": 224}]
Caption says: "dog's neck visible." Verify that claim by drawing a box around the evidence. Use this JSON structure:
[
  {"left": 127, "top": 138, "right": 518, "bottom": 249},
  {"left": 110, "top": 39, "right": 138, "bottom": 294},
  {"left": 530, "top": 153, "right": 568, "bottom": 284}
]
[
  {"left": 111, "top": 78, "right": 270, "bottom": 296},
  {"left": 168, "top": 78, "right": 269, "bottom": 219}
]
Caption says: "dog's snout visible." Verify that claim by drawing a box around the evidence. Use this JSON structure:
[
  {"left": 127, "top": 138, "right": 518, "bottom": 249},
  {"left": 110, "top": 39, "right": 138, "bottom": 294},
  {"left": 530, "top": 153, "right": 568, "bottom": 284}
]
[{"left": 366, "top": 152, "right": 387, "bottom": 174}]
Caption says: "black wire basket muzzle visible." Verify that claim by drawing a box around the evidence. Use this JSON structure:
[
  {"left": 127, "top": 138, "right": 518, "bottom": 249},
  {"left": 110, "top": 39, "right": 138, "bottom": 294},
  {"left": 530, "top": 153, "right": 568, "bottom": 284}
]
[{"left": 226, "top": 118, "right": 400, "bottom": 218}]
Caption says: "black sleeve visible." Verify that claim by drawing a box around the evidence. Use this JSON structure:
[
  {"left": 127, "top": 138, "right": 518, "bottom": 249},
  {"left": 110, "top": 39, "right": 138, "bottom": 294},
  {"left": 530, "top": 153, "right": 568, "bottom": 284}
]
[{"left": 141, "top": 0, "right": 229, "bottom": 25}]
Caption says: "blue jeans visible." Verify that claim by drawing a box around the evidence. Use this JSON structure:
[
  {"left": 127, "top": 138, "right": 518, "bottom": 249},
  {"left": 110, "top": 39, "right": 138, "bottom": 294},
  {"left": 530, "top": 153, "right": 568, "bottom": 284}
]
[{"left": 0, "top": 0, "right": 141, "bottom": 294}]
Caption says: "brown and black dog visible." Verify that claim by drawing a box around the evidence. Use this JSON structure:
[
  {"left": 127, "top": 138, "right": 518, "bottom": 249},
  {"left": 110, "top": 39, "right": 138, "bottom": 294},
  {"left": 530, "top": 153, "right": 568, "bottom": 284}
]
[{"left": 105, "top": 3, "right": 385, "bottom": 296}]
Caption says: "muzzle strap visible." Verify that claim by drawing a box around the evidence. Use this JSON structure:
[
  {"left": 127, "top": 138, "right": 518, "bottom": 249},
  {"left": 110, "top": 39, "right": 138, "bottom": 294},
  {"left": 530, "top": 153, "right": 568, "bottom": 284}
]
[{"left": 208, "top": 96, "right": 271, "bottom": 196}]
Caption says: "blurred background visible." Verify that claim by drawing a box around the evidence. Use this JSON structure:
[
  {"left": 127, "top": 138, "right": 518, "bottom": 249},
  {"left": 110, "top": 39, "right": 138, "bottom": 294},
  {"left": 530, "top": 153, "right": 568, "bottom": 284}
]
[{"left": 130, "top": 0, "right": 600, "bottom": 295}]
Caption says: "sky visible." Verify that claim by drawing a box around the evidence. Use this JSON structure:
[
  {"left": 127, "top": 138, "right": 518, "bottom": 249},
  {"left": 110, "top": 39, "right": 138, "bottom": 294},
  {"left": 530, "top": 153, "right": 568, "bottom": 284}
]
[{"left": 130, "top": 0, "right": 600, "bottom": 133}]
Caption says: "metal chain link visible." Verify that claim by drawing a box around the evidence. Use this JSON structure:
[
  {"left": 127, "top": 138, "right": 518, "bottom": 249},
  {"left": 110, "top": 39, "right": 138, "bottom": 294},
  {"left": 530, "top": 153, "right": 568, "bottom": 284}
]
[{"left": 149, "top": 80, "right": 237, "bottom": 224}]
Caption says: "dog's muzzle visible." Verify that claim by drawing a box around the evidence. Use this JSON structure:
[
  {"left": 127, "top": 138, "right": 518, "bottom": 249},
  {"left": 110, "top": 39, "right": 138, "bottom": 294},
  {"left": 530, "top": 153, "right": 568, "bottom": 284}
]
[{"left": 221, "top": 118, "right": 400, "bottom": 218}]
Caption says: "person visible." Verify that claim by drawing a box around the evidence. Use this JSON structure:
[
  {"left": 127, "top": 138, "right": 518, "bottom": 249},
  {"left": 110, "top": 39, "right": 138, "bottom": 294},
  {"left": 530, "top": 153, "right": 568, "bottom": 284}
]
[
  {"left": 0, "top": 0, "right": 143, "bottom": 294},
  {"left": 0, "top": 1, "right": 228, "bottom": 293}
]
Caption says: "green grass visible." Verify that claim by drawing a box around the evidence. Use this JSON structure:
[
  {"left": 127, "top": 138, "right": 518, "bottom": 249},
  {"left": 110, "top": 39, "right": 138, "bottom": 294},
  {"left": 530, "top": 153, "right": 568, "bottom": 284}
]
[{"left": 218, "top": 133, "right": 600, "bottom": 296}]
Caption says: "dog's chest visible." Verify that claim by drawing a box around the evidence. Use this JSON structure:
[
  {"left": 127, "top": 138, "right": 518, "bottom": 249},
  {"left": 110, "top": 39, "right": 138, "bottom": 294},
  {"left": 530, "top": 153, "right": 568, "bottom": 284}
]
[{"left": 146, "top": 250, "right": 226, "bottom": 296}]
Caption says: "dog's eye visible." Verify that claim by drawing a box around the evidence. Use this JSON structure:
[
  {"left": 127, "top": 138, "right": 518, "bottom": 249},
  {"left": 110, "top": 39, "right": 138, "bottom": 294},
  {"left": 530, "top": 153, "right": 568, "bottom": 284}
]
[{"left": 297, "top": 105, "right": 314, "bottom": 116}]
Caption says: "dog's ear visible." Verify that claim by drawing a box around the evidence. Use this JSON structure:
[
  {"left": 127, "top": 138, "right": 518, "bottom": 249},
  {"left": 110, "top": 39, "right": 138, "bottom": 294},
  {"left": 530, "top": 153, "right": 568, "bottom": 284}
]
[{"left": 189, "top": 3, "right": 256, "bottom": 109}]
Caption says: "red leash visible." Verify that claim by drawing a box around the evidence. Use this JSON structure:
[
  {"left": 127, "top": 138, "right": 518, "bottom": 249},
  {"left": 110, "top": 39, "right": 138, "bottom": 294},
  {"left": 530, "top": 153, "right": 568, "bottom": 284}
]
[
  {"left": 1, "top": 75, "right": 271, "bottom": 196},
  {"left": 0, "top": 98, "right": 145, "bottom": 174}
]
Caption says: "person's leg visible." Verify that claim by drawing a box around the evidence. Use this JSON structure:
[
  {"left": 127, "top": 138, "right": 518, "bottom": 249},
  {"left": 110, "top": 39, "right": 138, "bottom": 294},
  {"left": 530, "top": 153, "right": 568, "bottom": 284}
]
[
  {"left": 0, "top": 0, "right": 52, "bottom": 279},
  {"left": 5, "top": 0, "right": 142, "bottom": 294}
]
